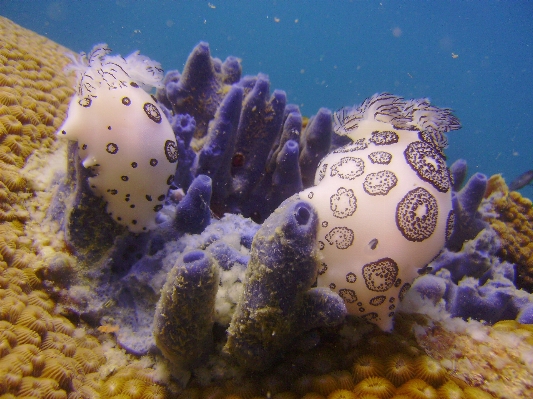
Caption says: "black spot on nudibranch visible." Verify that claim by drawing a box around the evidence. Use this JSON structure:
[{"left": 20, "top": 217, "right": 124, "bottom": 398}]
[
  {"left": 338, "top": 289, "right": 357, "bottom": 303},
  {"left": 368, "top": 238, "right": 378, "bottom": 250},
  {"left": 153, "top": 204, "right": 163, "bottom": 212},
  {"left": 404, "top": 141, "right": 450, "bottom": 193},
  {"left": 121, "top": 176, "right": 129, "bottom": 182},
  {"left": 130, "top": 82, "right": 139, "bottom": 88},
  {"left": 81, "top": 144, "right": 87, "bottom": 150},
  {"left": 362, "top": 313, "right": 379, "bottom": 322},
  {"left": 346, "top": 272, "right": 357, "bottom": 283},
  {"left": 143, "top": 102, "right": 162, "bottom": 123},
  {"left": 399, "top": 283, "right": 411, "bottom": 301},
  {"left": 325, "top": 227, "right": 354, "bottom": 249},
  {"left": 369, "top": 296, "right": 386, "bottom": 306},
  {"left": 106, "top": 143, "right": 118, "bottom": 154},
  {"left": 79, "top": 97, "right": 91, "bottom": 107},
  {"left": 109, "top": 189, "right": 118, "bottom": 195},
  {"left": 131, "top": 162, "right": 137, "bottom": 168},
  {"left": 368, "top": 151, "right": 392, "bottom": 165},
  {"left": 146, "top": 195, "right": 152, "bottom": 201},
  {"left": 369, "top": 131, "right": 399, "bottom": 146},
  {"left": 330, "top": 157, "right": 365, "bottom": 180},
  {"left": 329, "top": 283, "right": 336, "bottom": 290},
  {"left": 396, "top": 187, "right": 438, "bottom": 242},
  {"left": 330, "top": 187, "right": 357, "bottom": 218},
  {"left": 107, "top": 126, "right": 112, "bottom": 130},
  {"left": 122, "top": 97, "right": 131, "bottom": 106},
  {"left": 317, "top": 163, "right": 328, "bottom": 182},
  {"left": 164, "top": 140, "right": 178, "bottom": 163},
  {"left": 61, "top": 130, "right": 66, "bottom": 135},
  {"left": 166, "top": 175, "right": 174, "bottom": 185},
  {"left": 332, "top": 138, "right": 368, "bottom": 153},
  {"left": 362, "top": 258, "right": 399, "bottom": 292},
  {"left": 150, "top": 159, "right": 158, "bottom": 167},
  {"left": 363, "top": 170, "right": 398, "bottom": 196},
  {"left": 446, "top": 210, "right": 455, "bottom": 242},
  {"left": 158, "top": 195, "right": 165, "bottom": 201}
]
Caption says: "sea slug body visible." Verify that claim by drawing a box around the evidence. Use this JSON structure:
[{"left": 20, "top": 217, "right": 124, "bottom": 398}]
[
  {"left": 57, "top": 44, "right": 178, "bottom": 232},
  {"left": 301, "top": 93, "right": 460, "bottom": 331}
]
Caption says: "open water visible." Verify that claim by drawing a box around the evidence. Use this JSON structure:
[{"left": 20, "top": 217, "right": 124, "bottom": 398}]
[{"left": 2, "top": 0, "right": 532, "bottom": 189}]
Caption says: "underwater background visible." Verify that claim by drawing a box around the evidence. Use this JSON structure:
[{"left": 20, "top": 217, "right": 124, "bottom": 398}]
[
  {"left": 1, "top": 0, "right": 532, "bottom": 188},
  {"left": 1, "top": 2, "right": 533, "bottom": 399}
]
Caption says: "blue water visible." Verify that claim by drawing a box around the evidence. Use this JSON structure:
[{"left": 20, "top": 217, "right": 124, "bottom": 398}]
[{"left": 2, "top": 0, "right": 532, "bottom": 189}]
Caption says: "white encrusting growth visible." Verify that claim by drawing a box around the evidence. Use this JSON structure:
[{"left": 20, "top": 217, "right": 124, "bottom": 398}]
[
  {"left": 302, "top": 93, "right": 460, "bottom": 331},
  {"left": 58, "top": 44, "right": 178, "bottom": 232}
]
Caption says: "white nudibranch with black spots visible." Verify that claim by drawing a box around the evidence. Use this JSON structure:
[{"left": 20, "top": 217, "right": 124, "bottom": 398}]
[
  {"left": 57, "top": 44, "right": 178, "bottom": 233},
  {"left": 301, "top": 93, "right": 461, "bottom": 331}
]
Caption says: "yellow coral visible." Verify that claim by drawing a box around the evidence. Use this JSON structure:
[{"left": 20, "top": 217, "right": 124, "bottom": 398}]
[
  {"left": 17, "top": 376, "right": 66, "bottom": 399},
  {"left": 16, "top": 304, "right": 53, "bottom": 335},
  {"left": 395, "top": 379, "right": 437, "bottom": 399},
  {"left": 384, "top": 353, "right": 415, "bottom": 387},
  {"left": 353, "top": 377, "right": 396, "bottom": 399},
  {"left": 330, "top": 370, "right": 354, "bottom": 391},
  {"left": 41, "top": 331, "right": 77, "bottom": 357},
  {"left": 352, "top": 355, "right": 384, "bottom": 383},
  {"left": 484, "top": 175, "right": 533, "bottom": 291},
  {"left": 413, "top": 356, "right": 446, "bottom": 388},
  {"left": 326, "top": 389, "right": 356, "bottom": 399},
  {"left": 311, "top": 374, "right": 339, "bottom": 397}
]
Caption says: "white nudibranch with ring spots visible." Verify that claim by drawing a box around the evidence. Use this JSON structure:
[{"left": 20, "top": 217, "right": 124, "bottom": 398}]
[
  {"left": 301, "top": 93, "right": 461, "bottom": 331},
  {"left": 57, "top": 44, "right": 178, "bottom": 233}
]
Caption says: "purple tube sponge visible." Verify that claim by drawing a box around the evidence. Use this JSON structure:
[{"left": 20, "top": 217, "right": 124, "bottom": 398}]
[
  {"left": 405, "top": 227, "right": 533, "bottom": 325},
  {"left": 168, "top": 113, "right": 197, "bottom": 190},
  {"left": 299, "top": 108, "right": 333, "bottom": 188},
  {"left": 267, "top": 110, "right": 302, "bottom": 173},
  {"left": 450, "top": 159, "right": 468, "bottom": 192},
  {"left": 194, "top": 85, "right": 243, "bottom": 211},
  {"left": 225, "top": 195, "right": 346, "bottom": 370},
  {"left": 174, "top": 174, "right": 212, "bottom": 234},
  {"left": 230, "top": 76, "right": 287, "bottom": 210},
  {"left": 164, "top": 42, "right": 242, "bottom": 138},
  {"left": 447, "top": 172, "right": 489, "bottom": 251},
  {"left": 155, "top": 42, "right": 338, "bottom": 223},
  {"left": 271, "top": 139, "right": 304, "bottom": 202},
  {"left": 518, "top": 303, "right": 533, "bottom": 324},
  {"left": 448, "top": 275, "right": 520, "bottom": 324},
  {"left": 153, "top": 250, "right": 219, "bottom": 370}
]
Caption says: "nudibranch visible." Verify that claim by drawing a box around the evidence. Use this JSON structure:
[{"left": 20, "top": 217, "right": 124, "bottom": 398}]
[
  {"left": 301, "top": 93, "right": 461, "bottom": 331},
  {"left": 57, "top": 44, "right": 178, "bottom": 232}
]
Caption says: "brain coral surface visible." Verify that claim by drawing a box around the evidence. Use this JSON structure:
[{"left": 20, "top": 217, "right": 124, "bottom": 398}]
[{"left": 0, "top": 16, "right": 170, "bottom": 399}]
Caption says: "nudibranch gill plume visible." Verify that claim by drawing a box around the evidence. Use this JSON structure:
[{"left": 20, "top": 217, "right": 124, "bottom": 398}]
[
  {"left": 57, "top": 44, "right": 178, "bottom": 232},
  {"left": 301, "top": 93, "right": 461, "bottom": 331}
]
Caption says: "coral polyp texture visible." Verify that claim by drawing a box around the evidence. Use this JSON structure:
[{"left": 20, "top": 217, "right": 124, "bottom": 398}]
[{"left": 3, "top": 14, "right": 533, "bottom": 399}]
